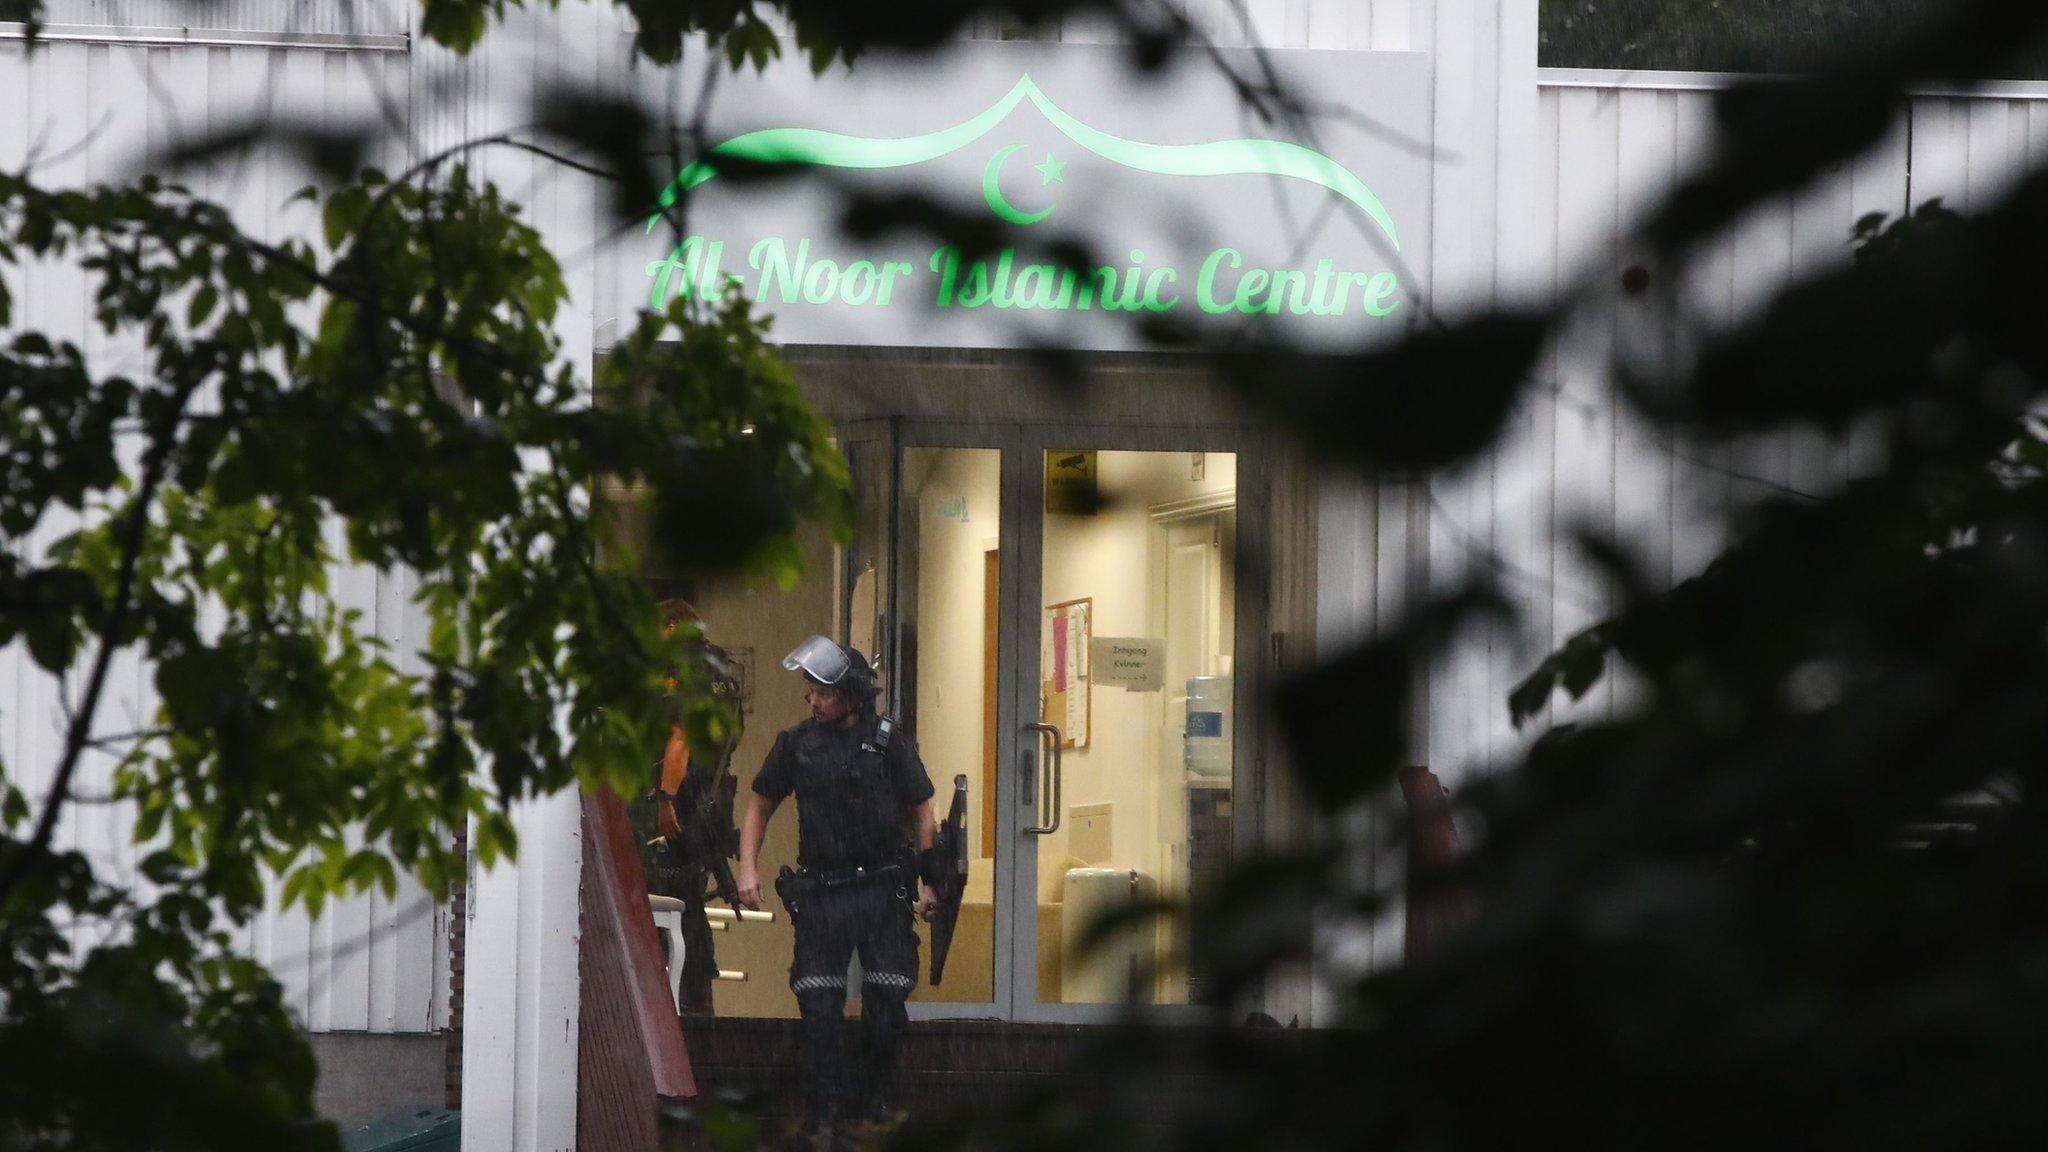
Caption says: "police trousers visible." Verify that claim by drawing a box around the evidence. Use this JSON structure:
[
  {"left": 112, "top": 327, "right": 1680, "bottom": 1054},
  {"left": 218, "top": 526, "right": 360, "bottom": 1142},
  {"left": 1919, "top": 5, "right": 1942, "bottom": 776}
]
[
  {"left": 782, "top": 871, "right": 920, "bottom": 1117},
  {"left": 677, "top": 898, "right": 719, "bottom": 1013}
]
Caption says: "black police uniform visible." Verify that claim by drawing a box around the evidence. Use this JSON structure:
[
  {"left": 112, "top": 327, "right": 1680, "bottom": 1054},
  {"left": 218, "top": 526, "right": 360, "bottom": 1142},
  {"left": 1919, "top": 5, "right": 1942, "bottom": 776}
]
[
  {"left": 630, "top": 743, "right": 737, "bottom": 1013},
  {"left": 754, "top": 713, "right": 935, "bottom": 1117}
]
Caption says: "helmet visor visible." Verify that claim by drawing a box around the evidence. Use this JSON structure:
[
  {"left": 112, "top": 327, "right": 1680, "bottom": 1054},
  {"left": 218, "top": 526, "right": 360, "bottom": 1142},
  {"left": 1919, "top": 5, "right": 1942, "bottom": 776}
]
[{"left": 781, "top": 635, "right": 851, "bottom": 685}]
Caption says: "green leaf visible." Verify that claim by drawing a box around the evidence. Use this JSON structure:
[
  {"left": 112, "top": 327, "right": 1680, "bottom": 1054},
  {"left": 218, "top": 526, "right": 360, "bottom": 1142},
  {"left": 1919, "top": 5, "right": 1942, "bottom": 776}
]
[
  {"left": 723, "top": 20, "right": 781, "bottom": 73},
  {"left": 157, "top": 646, "right": 237, "bottom": 722},
  {"left": 139, "top": 849, "right": 183, "bottom": 886},
  {"left": 133, "top": 796, "right": 167, "bottom": 842},
  {"left": 187, "top": 284, "right": 218, "bottom": 327},
  {"left": 419, "top": 0, "right": 489, "bottom": 54},
  {"left": 0, "top": 786, "right": 27, "bottom": 829},
  {"left": 699, "top": 1099, "right": 761, "bottom": 1152},
  {"left": 474, "top": 811, "right": 518, "bottom": 865},
  {"left": 322, "top": 185, "right": 371, "bottom": 250},
  {"left": 22, "top": 613, "right": 78, "bottom": 673}
]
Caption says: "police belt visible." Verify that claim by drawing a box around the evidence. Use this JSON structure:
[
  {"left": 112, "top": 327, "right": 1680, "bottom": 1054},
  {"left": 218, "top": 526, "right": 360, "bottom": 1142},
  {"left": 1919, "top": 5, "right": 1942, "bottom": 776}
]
[{"left": 800, "top": 861, "right": 908, "bottom": 889}]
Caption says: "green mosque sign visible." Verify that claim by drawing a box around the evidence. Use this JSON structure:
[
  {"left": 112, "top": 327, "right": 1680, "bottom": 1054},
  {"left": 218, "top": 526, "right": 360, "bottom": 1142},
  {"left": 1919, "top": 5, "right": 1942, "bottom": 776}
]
[{"left": 634, "top": 45, "right": 1431, "bottom": 350}]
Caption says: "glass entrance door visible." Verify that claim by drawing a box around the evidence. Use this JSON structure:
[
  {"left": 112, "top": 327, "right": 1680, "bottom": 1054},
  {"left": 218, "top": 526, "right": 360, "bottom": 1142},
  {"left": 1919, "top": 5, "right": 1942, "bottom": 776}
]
[
  {"left": 1007, "top": 430, "right": 1247, "bottom": 1022},
  {"left": 653, "top": 411, "right": 1253, "bottom": 1023},
  {"left": 895, "top": 429, "right": 1015, "bottom": 1018},
  {"left": 888, "top": 421, "right": 1251, "bottom": 1022}
]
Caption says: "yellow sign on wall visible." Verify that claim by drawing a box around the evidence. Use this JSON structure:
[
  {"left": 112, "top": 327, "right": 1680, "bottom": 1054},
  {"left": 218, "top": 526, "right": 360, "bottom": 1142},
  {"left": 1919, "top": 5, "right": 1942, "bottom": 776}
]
[{"left": 1045, "top": 450, "right": 1097, "bottom": 515}]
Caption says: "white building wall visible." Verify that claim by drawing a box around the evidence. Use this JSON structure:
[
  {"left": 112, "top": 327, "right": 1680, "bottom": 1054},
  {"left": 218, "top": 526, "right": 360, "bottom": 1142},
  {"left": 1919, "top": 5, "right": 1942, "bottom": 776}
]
[
  {"left": 33, "top": 0, "right": 410, "bottom": 36},
  {"left": 416, "top": 5, "right": 601, "bottom": 1148},
  {"left": 1415, "top": 72, "right": 2048, "bottom": 795},
  {"left": 0, "top": 30, "right": 444, "bottom": 1036}
]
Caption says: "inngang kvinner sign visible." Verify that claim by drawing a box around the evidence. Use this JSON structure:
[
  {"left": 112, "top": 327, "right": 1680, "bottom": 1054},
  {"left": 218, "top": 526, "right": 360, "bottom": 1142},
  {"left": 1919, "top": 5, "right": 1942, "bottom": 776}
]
[{"left": 629, "top": 43, "right": 1432, "bottom": 352}]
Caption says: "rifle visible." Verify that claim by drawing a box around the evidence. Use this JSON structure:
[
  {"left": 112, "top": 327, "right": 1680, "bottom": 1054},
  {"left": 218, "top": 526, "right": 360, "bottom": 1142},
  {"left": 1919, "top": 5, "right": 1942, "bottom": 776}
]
[
  {"left": 657, "top": 771, "right": 742, "bottom": 910},
  {"left": 926, "top": 774, "right": 971, "bottom": 985},
  {"left": 645, "top": 722, "right": 743, "bottom": 910},
  {"left": 693, "top": 773, "right": 743, "bottom": 910}
]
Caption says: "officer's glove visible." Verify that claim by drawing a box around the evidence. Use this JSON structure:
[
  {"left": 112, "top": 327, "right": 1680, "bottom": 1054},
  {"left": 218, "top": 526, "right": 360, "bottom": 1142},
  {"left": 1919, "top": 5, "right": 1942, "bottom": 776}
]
[{"left": 918, "top": 846, "right": 948, "bottom": 890}]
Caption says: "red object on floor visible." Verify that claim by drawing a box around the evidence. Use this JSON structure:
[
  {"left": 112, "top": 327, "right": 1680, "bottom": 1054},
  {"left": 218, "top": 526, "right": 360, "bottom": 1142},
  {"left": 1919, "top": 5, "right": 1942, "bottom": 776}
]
[
  {"left": 1397, "top": 765, "right": 1468, "bottom": 958},
  {"left": 578, "top": 787, "right": 696, "bottom": 1151}
]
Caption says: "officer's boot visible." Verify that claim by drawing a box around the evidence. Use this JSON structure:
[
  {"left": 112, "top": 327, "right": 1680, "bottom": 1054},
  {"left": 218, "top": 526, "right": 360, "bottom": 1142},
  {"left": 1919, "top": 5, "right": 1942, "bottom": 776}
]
[
  {"left": 794, "top": 987, "right": 850, "bottom": 1124},
  {"left": 855, "top": 982, "right": 910, "bottom": 1119}
]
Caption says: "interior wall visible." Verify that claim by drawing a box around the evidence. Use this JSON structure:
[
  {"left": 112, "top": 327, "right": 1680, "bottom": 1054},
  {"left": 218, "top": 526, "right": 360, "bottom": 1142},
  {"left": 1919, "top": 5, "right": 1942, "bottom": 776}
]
[
  {"left": 902, "top": 448, "right": 1003, "bottom": 870},
  {"left": 679, "top": 523, "right": 839, "bottom": 1018},
  {"left": 896, "top": 448, "right": 1006, "bottom": 1002}
]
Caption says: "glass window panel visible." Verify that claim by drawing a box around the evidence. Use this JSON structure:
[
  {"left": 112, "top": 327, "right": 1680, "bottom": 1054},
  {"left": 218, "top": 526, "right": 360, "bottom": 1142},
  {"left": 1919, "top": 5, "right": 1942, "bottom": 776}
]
[{"left": 900, "top": 447, "right": 1003, "bottom": 1004}]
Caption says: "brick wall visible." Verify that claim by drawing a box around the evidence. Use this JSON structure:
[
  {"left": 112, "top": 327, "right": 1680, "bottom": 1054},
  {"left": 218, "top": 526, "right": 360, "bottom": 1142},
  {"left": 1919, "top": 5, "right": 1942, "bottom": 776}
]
[
  {"left": 576, "top": 790, "right": 696, "bottom": 1151},
  {"left": 446, "top": 795, "right": 689, "bottom": 1145},
  {"left": 445, "top": 822, "right": 467, "bottom": 1112},
  {"left": 577, "top": 844, "right": 662, "bottom": 1151}
]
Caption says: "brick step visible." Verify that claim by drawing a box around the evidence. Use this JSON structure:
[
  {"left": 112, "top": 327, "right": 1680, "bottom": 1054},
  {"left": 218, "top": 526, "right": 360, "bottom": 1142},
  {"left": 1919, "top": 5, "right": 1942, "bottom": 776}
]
[
  {"left": 680, "top": 1018, "right": 1254, "bottom": 1125},
  {"left": 697, "top": 1067, "right": 1063, "bottom": 1112},
  {"left": 683, "top": 1018, "right": 1103, "bottom": 1073}
]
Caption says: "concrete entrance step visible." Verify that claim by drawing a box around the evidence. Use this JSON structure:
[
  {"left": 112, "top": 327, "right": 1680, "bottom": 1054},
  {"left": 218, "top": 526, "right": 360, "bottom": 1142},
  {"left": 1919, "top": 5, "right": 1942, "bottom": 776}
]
[
  {"left": 677, "top": 1016, "right": 1280, "bottom": 1120},
  {"left": 682, "top": 1018, "right": 1101, "bottom": 1114}
]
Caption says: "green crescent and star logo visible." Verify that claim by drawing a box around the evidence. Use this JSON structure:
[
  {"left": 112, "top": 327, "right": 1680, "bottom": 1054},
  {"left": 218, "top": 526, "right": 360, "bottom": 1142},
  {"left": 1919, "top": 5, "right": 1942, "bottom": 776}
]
[
  {"left": 644, "top": 74, "right": 1405, "bottom": 323},
  {"left": 984, "top": 143, "right": 1064, "bottom": 226}
]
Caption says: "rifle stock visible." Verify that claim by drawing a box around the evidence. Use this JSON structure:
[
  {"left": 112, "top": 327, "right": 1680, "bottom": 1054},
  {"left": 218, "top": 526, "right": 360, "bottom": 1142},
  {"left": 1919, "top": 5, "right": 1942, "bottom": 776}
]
[{"left": 928, "top": 774, "right": 971, "bottom": 985}]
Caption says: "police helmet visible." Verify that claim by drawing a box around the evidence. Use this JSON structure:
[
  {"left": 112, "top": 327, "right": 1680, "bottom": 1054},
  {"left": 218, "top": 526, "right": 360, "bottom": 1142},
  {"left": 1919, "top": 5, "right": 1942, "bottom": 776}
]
[{"left": 782, "top": 635, "right": 879, "bottom": 704}]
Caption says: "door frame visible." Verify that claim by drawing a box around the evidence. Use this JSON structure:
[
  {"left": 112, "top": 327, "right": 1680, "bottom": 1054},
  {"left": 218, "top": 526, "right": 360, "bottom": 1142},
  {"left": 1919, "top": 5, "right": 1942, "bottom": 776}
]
[
  {"left": 894, "top": 419, "right": 1026, "bottom": 1022},
  {"left": 889, "top": 416, "right": 1268, "bottom": 1023}
]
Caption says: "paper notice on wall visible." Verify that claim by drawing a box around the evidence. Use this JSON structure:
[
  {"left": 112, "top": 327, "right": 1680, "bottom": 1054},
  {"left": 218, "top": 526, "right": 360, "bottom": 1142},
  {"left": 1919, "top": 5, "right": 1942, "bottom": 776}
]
[
  {"left": 1092, "top": 637, "right": 1164, "bottom": 691},
  {"left": 1065, "top": 679, "right": 1086, "bottom": 745},
  {"left": 1042, "top": 599, "right": 1092, "bottom": 747}
]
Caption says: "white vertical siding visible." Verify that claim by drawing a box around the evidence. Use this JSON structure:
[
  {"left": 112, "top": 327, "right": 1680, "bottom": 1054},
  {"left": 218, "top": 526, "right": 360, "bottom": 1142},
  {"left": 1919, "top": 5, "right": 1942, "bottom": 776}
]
[
  {"left": 1546, "top": 86, "right": 1621, "bottom": 729},
  {"left": 1405, "top": 72, "right": 2031, "bottom": 787},
  {"left": 1428, "top": 0, "right": 1497, "bottom": 776},
  {"left": 1037, "top": 0, "right": 1439, "bottom": 51},
  {"left": 1611, "top": 89, "right": 1680, "bottom": 598},
  {"left": 0, "top": 37, "right": 444, "bottom": 1035},
  {"left": 1306, "top": 57, "right": 2044, "bottom": 991},
  {"left": 33, "top": 0, "right": 409, "bottom": 36},
  {"left": 1909, "top": 91, "right": 2048, "bottom": 212},
  {"left": 422, "top": 6, "right": 594, "bottom": 1147}
]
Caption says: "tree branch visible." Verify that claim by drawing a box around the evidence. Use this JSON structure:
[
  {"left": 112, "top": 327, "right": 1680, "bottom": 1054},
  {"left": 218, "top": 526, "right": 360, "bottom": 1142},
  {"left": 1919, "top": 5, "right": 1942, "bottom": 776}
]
[
  {"left": 0, "top": 378, "right": 198, "bottom": 907},
  {"left": 79, "top": 725, "right": 174, "bottom": 751}
]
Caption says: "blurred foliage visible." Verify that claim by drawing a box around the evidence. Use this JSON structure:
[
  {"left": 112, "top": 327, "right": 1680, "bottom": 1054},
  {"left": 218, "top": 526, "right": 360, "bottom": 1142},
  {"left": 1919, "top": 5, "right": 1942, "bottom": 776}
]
[
  {"left": 8, "top": 0, "right": 2048, "bottom": 1149},
  {"left": 901, "top": 4, "right": 2048, "bottom": 1152},
  {"left": 0, "top": 34, "right": 850, "bottom": 1152},
  {"left": 1541, "top": 0, "right": 2048, "bottom": 78},
  {"left": 414, "top": 0, "right": 1181, "bottom": 74}
]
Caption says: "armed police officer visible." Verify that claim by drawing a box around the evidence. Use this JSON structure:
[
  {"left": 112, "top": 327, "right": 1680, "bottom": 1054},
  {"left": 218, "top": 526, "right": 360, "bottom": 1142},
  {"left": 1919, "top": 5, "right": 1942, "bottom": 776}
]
[
  {"left": 736, "top": 636, "right": 939, "bottom": 1123},
  {"left": 631, "top": 600, "right": 745, "bottom": 1016}
]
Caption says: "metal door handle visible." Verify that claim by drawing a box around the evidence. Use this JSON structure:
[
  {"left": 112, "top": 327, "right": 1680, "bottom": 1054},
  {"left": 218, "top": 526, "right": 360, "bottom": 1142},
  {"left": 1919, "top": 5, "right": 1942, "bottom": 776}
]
[
  {"left": 1022, "top": 723, "right": 1054, "bottom": 833},
  {"left": 1023, "top": 722, "right": 1063, "bottom": 834}
]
